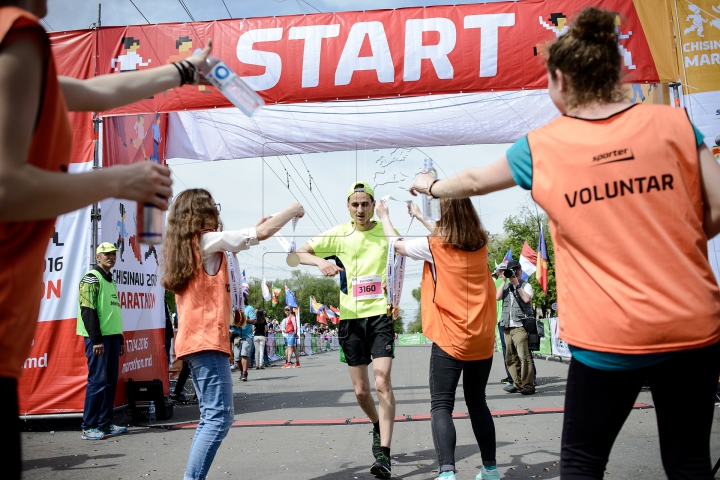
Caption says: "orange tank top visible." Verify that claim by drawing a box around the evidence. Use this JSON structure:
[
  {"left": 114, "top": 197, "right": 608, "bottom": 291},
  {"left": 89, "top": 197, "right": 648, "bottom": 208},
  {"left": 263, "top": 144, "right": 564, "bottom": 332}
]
[
  {"left": 421, "top": 237, "right": 497, "bottom": 361},
  {"left": 530, "top": 104, "right": 720, "bottom": 354},
  {"left": 0, "top": 7, "right": 72, "bottom": 379},
  {"left": 174, "top": 243, "right": 232, "bottom": 359}
]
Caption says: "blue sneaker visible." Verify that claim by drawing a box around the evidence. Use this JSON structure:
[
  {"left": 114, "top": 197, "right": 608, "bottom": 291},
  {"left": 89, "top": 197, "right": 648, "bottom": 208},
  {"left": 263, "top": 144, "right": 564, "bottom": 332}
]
[
  {"left": 477, "top": 466, "right": 501, "bottom": 480},
  {"left": 101, "top": 424, "right": 127, "bottom": 436},
  {"left": 436, "top": 472, "right": 457, "bottom": 480},
  {"left": 81, "top": 428, "right": 106, "bottom": 440}
]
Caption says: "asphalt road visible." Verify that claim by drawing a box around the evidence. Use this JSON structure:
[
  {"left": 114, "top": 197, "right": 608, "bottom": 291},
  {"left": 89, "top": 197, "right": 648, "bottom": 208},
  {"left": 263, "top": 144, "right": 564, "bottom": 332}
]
[{"left": 20, "top": 347, "right": 720, "bottom": 479}]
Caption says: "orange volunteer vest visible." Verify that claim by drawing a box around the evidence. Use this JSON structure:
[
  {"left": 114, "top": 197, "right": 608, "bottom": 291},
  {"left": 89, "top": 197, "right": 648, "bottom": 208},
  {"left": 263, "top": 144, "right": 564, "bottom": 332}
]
[
  {"left": 530, "top": 104, "right": 720, "bottom": 354},
  {"left": 0, "top": 7, "right": 72, "bottom": 379},
  {"left": 174, "top": 242, "right": 232, "bottom": 359},
  {"left": 421, "top": 237, "right": 497, "bottom": 361}
]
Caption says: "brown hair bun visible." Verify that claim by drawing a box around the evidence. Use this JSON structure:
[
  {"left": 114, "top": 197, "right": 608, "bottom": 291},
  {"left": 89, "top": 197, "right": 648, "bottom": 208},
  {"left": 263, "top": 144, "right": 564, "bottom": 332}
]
[{"left": 546, "top": 8, "right": 623, "bottom": 109}]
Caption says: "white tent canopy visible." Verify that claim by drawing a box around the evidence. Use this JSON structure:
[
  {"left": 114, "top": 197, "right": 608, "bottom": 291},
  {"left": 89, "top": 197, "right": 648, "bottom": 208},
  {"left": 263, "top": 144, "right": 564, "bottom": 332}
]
[{"left": 167, "top": 90, "right": 557, "bottom": 160}]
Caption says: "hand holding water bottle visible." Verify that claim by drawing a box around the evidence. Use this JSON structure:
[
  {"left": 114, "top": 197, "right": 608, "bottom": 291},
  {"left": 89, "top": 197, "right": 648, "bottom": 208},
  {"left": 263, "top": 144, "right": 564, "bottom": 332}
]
[{"left": 190, "top": 40, "right": 265, "bottom": 117}]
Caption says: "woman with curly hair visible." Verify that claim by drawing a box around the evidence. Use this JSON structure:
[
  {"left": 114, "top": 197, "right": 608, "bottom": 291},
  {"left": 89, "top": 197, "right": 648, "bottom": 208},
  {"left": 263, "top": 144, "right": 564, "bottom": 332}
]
[
  {"left": 162, "top": 188, "right": 303, "bottom": 480},
  {"left": 410, "top": 7, "right": 720, "bottom": 479},
  {"left": 376, "top": 198, "right": 498, "bottom": 480}
]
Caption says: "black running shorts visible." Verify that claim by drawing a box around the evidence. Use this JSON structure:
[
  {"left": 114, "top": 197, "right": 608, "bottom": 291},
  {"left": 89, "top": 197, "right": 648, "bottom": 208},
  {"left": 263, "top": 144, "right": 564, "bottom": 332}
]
[{"left": 338, "top": 315, "right": 395, "bottom": 366}]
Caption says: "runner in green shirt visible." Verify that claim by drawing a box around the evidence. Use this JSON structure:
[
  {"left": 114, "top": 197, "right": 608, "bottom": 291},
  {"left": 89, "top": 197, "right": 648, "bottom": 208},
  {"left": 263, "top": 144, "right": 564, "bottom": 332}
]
[{"left": 296, "top": 181, "right": 395, "bottom": 478}]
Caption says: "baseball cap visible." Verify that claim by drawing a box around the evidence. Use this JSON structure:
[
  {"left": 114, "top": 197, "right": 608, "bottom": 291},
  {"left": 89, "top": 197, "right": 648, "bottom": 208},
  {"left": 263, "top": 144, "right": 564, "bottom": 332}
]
[
  {"left": 494, "top": 263, "right": 508, "bottom": 273},
  {"left": 507, "top": 260, "right": 521, "bottom": 270},
  {"left": 96, "top": 242, "right": 118, "bottom": 254},
  {"left": 347, "top": 181, "right": 375, "bottom": 201}
]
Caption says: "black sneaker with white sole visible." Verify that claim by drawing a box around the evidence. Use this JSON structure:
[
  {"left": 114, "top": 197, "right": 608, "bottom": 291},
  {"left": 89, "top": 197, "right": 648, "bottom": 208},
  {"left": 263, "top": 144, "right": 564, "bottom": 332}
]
[{"left": 370, "top": 452, "right": 392, "bottom": 478}]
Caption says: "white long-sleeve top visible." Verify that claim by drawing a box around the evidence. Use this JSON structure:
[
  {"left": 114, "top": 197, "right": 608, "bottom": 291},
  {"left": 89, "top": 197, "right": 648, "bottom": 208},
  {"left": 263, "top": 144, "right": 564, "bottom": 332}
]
[{"left": 199, "top": 228, "right": 259, "bottom": 275}]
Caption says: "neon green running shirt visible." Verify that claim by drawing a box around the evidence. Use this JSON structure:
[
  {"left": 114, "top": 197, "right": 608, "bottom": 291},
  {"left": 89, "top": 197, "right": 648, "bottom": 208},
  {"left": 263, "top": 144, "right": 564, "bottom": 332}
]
[{"left": 308, "top": 221, "right": 396, "bottom": 320}]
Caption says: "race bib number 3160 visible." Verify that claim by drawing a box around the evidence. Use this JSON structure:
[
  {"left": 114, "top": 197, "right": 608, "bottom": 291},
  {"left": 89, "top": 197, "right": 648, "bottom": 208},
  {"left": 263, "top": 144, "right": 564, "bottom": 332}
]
[{"left": 352, "top": 275, "right": 384, "bottom": 301}]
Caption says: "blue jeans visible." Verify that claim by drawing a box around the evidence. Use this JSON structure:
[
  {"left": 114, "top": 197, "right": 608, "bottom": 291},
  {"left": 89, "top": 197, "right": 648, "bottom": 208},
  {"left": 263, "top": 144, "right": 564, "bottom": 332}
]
[
  {"left": 184, "top": 351, "right": 234, "bottom": 480},
  {"left": 82, "top": 336, "right": 121, "bottom": 430}
]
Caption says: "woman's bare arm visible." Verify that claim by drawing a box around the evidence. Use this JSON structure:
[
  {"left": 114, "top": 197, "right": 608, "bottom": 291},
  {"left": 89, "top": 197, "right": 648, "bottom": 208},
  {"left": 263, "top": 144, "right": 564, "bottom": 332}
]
[{"left": 0, "top": 29, "right": 172, "bottom": 221}]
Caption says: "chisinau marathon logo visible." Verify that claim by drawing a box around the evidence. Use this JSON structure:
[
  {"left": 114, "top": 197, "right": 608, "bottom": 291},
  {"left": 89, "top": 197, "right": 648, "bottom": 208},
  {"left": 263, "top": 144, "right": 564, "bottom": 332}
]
[{"left": 681, "top": 2, "right": 720, "bottom": 68}]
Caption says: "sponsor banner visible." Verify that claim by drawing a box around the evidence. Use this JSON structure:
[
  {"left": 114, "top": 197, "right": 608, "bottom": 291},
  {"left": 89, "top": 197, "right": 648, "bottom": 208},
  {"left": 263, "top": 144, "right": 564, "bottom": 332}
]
[
  {"left": 18, "top": 321, "right": 168, "bottom": 415},
  {"left": 49, "top": 1, "right": 662, "bottom": 114},
  {"left": 18, "top": 319, "right": 87, "bottom": 415},
  {"left": 37, "top": 162, "right": 93, "bottom": 322},
  {"left": 549, "top": 317, "right": 572, "bottom": 358},
  {"left": 397, "top": 333, "right": 429, "bottom": 345}
]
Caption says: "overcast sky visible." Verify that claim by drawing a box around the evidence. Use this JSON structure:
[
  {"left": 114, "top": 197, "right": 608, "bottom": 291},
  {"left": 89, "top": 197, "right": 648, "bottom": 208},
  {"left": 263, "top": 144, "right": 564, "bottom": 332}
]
[{"left": 48, "top": 0, "right": 538, "bottom": 321}]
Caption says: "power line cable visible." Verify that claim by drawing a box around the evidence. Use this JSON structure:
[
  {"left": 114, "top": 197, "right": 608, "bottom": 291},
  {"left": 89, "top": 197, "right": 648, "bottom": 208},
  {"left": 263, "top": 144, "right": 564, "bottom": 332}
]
[
  {"left": 276, "top": 156, "right": 331, "bottom": 231},
  {"left": 178, "top": 0, "right": 195, "bottom": 22},
  {"left": 262, "top": 158, "right": 324, "bottom": 232},
  {"left": 220, "top": 0, "right": 233, "bottom": 18},
  {"left": 41, "top": 18, "right": 54, "bottom": 31},
  {"left": 129, "top": 0, "right": 151, "bottom": 24},
  {"left": 297, "top": 154, "right": 339, "bottom": 224},
  {"left": 283, "top": 155, "right": 336, "bottom": 227},
  {"left": 299, "top": 0, "right": 323, "bottom": 13}
]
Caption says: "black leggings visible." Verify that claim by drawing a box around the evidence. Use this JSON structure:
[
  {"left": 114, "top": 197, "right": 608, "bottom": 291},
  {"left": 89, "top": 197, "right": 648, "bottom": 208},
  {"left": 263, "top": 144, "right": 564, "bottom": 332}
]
[
  {"left": 1, "top": 378, "right": 21, "bottom": 479},
  {"left": 429, "top": 343, "right": 496, "bottom": 473},
  {"left": 561, "top": 341, "right": 720, "bottom": 479}
]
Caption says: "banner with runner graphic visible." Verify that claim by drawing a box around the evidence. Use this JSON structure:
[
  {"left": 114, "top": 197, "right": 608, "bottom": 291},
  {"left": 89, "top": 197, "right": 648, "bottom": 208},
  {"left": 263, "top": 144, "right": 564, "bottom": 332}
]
[{"left": 49, "top": 0, "right": 671, "bottom": 115}]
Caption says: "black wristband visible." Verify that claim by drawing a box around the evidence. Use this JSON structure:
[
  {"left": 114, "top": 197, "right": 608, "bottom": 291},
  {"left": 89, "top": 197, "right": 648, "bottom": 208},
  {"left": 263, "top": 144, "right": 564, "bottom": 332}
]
[
  {"left": 182, "top": 60, "right": 199, "bottom": 85},
  {"left": 428, "top": 179, "right": 440, "bottom": 199},
  {"left": 172, "top": 62, "right": 185, "bottom": 86}
]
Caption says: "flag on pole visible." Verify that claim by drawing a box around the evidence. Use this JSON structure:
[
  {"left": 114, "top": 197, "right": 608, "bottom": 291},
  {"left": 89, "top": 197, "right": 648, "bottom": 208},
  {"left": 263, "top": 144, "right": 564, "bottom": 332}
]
[
  {"left": 285, "top": 286, "right": 298, "bottom": 308},
  {"left": 519, "top": 242, "right": 538, "bottom": 282},
  {"left": 310, "top": 296, "right": 324, "bottom": 314},
  {"left": 326, "top": 306, "right": 339, "bottom": 324},
  {"left": 502, "top": 248, "right": 513, "bottom": 264},
  {"left": 262, "top": 277, "right": 271, "bottom": 301},
  {"left": 271, "top": 285, "right": 281, "bottom": 306},
  {"left": 316, "top": 305, "right": 329, "bottom": 324},
  {"left": 537, "top": 226, "right": 549, "bottom": 294},
  {"left": 241, "top": 269, "right": 250, "bottom": 296}
]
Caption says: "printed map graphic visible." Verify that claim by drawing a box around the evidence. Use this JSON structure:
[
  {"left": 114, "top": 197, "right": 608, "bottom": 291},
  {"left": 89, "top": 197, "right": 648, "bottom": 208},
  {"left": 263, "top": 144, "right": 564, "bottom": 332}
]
[{"left": 114, "top": 202, "right": 159, "bottom": 266}]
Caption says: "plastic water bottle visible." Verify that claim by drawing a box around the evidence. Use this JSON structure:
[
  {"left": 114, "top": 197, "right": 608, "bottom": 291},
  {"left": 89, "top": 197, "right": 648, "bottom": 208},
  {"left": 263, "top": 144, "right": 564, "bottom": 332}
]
[
  {"left": 147, "top": 401, "right": 156, "bottom": 423},
  {"left": 196, "top": 52, "right": 265, "bottom": 117},
  {"left": 421, "top": 158, "right": 441, "bottom": 221}
]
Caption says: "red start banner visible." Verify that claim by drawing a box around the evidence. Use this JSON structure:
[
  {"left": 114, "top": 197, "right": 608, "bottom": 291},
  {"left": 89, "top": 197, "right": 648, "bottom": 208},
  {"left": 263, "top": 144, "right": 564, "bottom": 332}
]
[{"left": 50, "top": 0, "right": 660, "bottom": 116}]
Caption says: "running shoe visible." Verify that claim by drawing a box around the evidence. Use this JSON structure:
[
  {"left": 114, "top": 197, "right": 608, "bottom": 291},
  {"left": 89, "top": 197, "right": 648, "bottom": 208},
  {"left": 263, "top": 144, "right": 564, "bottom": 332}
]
[
  {"left": 503, "top": 385, "right": 519, "bottom": 393},
  {"left": 81, "top": 428, "right": 106, "bottom": 440},
  {"left": 282, "top": 363, "right": 292, "bottom": 368},
  {"left": 370, "top": 452, "right": 392, "bottom": 478},
  {"left": 436, "top": 473, "right": 457, "bottom": 480},
  {"left": 292, "top": 362, "right": 301, "bottom": 368},
  {"left": 241, "top": 372, "right": 248, "bottom": 381},
  {"left": 476, "top": 466, "right": 501, "bottom": 480},
  {"left": 500, "top": 377, "right": 512, "bottom": 384},
  {"left": 101, "top": 424, "right": 127, "bottom": 436}
]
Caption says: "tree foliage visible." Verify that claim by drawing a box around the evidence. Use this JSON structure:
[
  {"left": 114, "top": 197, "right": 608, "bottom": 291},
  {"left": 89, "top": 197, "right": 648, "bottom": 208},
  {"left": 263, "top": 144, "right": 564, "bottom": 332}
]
[
  {"left": 405, "top": 286, "right": 423, "bottom": 333},
  {"left": 487, "top": 201, "right": 557, "bottom": 316}
]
